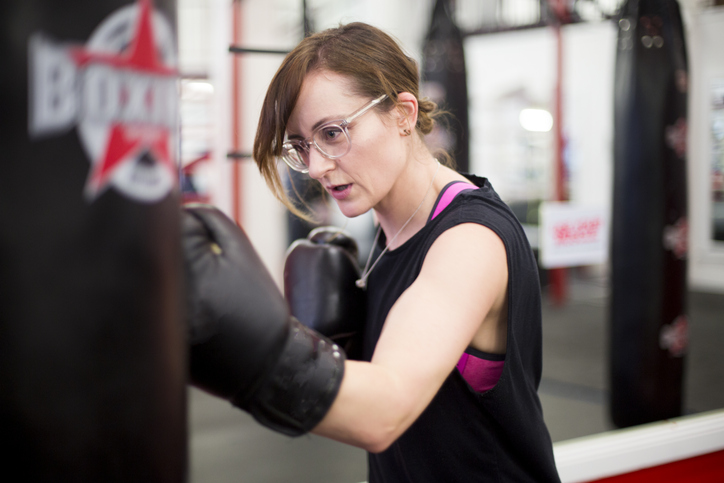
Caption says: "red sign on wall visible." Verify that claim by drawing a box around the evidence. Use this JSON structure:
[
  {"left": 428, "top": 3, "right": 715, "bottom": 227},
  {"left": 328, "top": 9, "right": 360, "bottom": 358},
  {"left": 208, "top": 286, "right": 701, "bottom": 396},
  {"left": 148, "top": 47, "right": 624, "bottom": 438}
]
[{"left": 540, "top": 202, "right": 610, "bottom": 268}]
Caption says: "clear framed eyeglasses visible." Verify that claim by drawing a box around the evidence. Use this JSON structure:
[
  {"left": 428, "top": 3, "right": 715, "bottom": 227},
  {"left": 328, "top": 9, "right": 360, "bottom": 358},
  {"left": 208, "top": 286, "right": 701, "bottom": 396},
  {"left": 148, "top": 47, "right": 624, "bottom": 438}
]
[{"left": 281, "top": 94, "right": 387, "bottom": 173}]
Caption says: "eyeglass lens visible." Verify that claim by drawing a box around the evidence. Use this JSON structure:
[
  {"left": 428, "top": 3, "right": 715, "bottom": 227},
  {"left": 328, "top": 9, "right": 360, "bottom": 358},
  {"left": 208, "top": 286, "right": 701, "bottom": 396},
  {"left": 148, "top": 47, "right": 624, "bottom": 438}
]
[{"left": 285, "top": 123, "right": 350, "bottom": 170}]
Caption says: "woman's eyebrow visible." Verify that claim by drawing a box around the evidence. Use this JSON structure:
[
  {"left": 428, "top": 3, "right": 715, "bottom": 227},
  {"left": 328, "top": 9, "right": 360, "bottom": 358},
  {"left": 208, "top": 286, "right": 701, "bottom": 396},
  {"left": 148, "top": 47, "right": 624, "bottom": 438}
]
[
  {"left": 287, "top": 115, "right": 342, "bottom": 139},
  {"left": 311, "top": 115, "right": 338, "bottom": 131}
]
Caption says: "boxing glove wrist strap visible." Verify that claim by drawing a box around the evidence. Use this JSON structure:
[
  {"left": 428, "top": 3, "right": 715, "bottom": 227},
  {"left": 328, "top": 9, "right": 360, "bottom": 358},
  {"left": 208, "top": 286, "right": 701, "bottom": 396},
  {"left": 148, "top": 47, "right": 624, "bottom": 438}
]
[{"left": 237, "top": 318, "right": 346, "bottom": 437}]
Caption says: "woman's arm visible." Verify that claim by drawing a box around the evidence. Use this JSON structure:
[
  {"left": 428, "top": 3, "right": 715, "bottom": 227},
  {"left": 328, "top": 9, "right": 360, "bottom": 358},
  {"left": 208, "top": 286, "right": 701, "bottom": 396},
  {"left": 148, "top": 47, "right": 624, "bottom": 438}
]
[{"left": 312, "top": 222, "right": 509, "bottom": 452}]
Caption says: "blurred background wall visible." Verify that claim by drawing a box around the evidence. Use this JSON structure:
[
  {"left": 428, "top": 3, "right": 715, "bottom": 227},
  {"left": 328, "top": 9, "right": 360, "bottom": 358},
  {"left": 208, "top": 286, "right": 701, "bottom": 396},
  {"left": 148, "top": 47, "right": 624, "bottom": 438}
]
[{"left": 175, "top": 0, "right": 724, "bottom": 294}]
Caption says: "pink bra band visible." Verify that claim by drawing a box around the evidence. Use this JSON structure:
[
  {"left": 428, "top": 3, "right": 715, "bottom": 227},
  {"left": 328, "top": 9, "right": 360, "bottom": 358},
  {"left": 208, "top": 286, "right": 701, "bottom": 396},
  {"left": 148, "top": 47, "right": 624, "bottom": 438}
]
[{"left": 457, "top": 353, "right": 505, "bottom": 393}]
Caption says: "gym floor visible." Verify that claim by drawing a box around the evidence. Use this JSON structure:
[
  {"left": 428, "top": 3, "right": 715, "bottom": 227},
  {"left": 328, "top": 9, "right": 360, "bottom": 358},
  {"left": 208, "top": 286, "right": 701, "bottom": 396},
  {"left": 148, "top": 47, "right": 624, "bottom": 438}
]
[{"left": 188, "top": 272, "right": 724, "bottom": 483}]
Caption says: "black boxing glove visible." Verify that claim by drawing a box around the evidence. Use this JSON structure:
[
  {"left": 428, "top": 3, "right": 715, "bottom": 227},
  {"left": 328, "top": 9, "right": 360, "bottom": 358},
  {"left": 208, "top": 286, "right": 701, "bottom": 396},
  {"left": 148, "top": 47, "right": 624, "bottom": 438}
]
[
  {"left": 182, "top": 204, "right": 345, "bottom": 436},
  {"left": 284, "top": 226, "right": 366, "bottom": 358}
]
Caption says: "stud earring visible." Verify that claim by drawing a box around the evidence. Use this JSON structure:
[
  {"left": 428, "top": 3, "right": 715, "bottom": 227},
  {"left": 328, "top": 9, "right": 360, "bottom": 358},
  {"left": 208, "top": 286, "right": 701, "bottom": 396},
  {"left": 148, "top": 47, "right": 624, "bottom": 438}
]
[{"left": 403, "top": 128, "right": 411, "bottom": 136}]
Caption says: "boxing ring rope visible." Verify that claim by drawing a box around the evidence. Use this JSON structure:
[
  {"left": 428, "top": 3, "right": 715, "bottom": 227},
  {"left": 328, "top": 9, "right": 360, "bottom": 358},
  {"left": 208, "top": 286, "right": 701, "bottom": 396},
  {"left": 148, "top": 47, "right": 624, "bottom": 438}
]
[
  {"left": 553, "top": 408, "right": 724, "bottom": 482},
  {"left": 353, "top": 409, "right": 724, "bottom": 483}
]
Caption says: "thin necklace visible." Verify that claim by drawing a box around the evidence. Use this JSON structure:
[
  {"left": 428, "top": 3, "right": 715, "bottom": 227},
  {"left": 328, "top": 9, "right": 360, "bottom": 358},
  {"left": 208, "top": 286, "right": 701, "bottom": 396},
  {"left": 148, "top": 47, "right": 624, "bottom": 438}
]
[{"left": 356, "top": 160, "right": 441, "bottom": 289}]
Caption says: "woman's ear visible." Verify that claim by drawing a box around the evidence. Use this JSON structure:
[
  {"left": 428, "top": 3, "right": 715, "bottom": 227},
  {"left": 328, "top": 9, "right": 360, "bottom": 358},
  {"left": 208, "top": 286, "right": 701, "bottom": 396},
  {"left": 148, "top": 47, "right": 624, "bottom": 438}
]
[{"left": 395, "top": 92, "right": 418, "bottom": 135}]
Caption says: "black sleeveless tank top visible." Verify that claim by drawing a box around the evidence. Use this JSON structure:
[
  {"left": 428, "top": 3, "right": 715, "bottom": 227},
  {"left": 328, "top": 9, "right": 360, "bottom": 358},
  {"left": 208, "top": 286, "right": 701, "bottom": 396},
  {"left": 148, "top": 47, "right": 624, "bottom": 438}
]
[{"left": 363, "top": 175, "right": 560, "bottom": 482}]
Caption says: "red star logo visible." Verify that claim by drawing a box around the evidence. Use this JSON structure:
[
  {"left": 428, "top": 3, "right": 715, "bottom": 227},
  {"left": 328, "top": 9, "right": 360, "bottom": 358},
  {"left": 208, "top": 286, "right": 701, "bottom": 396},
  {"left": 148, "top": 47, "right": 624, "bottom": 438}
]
[{"left": 70, "top": 0, "right": 178, "bottom": 199}]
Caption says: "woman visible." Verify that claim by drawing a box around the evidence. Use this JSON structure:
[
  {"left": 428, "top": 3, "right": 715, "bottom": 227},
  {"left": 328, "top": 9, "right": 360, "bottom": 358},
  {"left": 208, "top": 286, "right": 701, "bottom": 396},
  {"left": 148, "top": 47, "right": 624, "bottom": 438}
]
[{"left": 253, "top": 22, "right": 560, "bottom": 482}]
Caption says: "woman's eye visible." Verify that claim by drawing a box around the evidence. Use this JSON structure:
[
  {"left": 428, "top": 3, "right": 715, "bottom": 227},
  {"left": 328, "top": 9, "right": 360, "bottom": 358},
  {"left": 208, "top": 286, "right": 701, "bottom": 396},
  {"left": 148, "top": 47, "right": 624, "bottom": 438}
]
[
  {"left": 320, "top": 126, "right": 344, "bottom": 143},
  {"left": 290, "top": 140, "right": 307, "bottom": 152}
]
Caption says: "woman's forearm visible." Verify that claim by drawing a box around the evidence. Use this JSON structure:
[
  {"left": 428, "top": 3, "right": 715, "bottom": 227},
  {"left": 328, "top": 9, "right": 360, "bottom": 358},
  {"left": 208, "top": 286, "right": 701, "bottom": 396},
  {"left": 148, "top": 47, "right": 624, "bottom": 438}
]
[{"left": 311, "top": 360, "right": 417, "bottom": 453}]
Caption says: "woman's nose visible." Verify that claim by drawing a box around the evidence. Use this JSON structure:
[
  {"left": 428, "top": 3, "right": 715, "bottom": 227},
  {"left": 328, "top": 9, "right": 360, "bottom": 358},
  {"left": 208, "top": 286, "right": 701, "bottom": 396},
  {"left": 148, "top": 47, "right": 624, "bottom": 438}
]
[{"left": 306, "top": 148, "right": 336, "bottom": 180}]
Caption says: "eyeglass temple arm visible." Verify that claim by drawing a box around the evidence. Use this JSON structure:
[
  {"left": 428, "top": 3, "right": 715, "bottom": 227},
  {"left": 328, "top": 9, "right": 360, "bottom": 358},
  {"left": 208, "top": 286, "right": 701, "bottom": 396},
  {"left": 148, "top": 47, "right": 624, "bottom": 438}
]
[{"left": 341, "top": 94, "right": 387, "bottom": 128}]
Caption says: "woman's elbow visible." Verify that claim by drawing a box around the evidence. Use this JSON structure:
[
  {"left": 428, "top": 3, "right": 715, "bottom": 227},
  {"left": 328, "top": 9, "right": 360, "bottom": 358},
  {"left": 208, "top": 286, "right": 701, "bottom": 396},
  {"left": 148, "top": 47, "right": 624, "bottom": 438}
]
[
  {"left": 358, "top": 426, "right": 399, "bottom": 453},
  {"left": 356, "top": 409, "right": 411, "bottom": 453},
  {"left": 361, "top": 387, "right": 421, "bottom": 452}
]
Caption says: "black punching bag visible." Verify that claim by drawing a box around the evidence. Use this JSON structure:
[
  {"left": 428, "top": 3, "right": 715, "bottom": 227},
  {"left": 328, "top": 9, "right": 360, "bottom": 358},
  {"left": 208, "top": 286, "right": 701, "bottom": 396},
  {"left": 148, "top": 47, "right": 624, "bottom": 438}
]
[
  {"left": 610, "top": 0, "right": 689, "bottom": 428},
  {"left": 0, "top": 0, "right": 187, "bottom": 480},
  {"left": 422, "top": 0, "right": 470, "bottom": 173}
]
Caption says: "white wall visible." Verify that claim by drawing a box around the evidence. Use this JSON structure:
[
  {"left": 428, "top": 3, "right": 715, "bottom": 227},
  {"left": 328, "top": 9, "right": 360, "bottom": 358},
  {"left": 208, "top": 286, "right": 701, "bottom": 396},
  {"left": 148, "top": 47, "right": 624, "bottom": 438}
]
[
  {"left": 563, "top": 22, "right": 617, "bottom": 209},
  {"left": 684, "top": 5, "right": 724, "bottom": 293},
  {"left": 465, "top": 21, "right": 615, "bottom": 212},
  {"left": 467, "top": 27, "right": 557, "bottom": 202}
]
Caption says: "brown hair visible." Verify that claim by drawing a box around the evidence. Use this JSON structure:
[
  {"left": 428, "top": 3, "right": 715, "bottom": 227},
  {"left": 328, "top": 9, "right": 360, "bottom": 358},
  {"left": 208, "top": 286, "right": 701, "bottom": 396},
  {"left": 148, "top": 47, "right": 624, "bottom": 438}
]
[{"left": 252, "top": 22, "right": 449, "bottom": 219}]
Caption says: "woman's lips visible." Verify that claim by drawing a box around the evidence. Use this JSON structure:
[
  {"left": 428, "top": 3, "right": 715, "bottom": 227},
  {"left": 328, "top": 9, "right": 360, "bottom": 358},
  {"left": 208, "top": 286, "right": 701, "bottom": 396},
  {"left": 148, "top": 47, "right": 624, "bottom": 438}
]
[{"left": 328, "top": 183, "right": 352, "bottom": 200}]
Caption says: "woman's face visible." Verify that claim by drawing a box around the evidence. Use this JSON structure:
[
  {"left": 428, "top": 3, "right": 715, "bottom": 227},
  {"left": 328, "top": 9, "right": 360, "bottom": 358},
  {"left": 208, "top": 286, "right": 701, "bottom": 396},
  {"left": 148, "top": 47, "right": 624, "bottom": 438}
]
[{"left": 286, "top": 70, "right": 407, "bottom": 218}]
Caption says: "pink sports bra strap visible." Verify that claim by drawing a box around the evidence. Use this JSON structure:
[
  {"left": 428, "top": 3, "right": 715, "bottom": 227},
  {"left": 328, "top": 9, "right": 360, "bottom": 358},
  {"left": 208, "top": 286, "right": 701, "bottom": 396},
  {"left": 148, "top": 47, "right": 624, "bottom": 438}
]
[{"left": 430, "top": 181, "right": 478, "bottom": 221}]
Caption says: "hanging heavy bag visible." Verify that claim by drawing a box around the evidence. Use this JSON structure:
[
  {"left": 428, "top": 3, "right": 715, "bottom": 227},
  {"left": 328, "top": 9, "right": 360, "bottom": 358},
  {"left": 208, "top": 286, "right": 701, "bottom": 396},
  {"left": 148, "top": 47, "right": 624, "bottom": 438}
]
[
  {"left": 0, "top": 0, "right": 187, "bottom": 480},
  {"left": 610, "top": 0, "right": 689, "bottom": 428}
]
